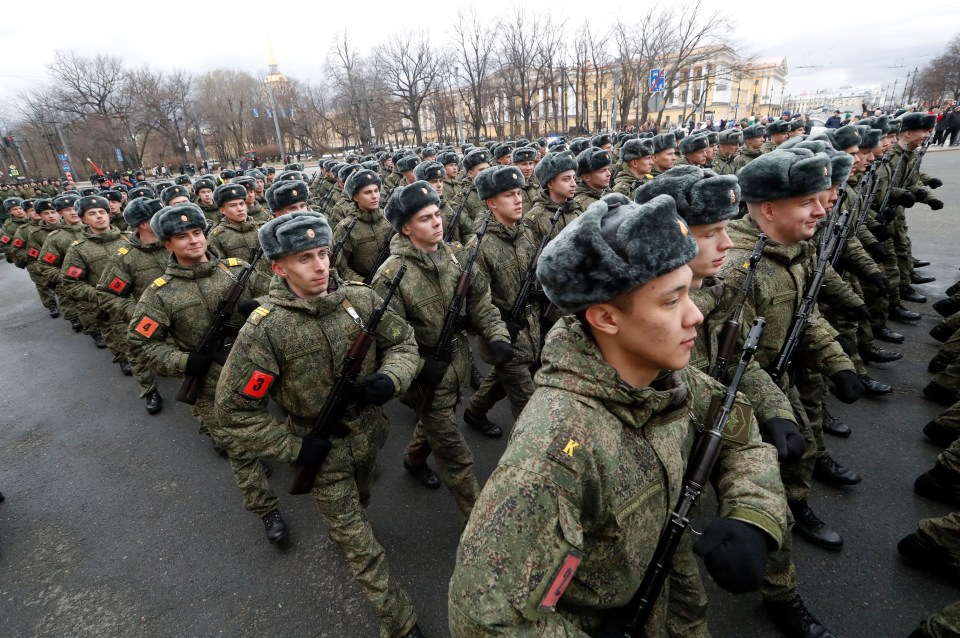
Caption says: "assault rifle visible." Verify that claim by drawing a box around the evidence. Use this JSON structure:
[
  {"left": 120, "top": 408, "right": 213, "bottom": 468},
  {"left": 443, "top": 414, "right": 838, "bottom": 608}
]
[
  {"left": 444, "top": 184, "right": 473, "bottom": 243},
  {"left": 876, "top": 151, "right": 907, "bottom": 224},
  {"left": 419, "top": 217, "right": 489, "bottom": 412},
  {"left": 507, "top": 205, "right": 563, "bottom": 326},
  {"left": 709, "top": 234, "right": 766, "bottom": 381},
  {"left": 176, "top": 246, "right": 263, "bottom": 405},
  {"left": 289, "top": 264, "right": 407, "bottom": 494},
  {"left": 364, "top": 228, "right": 397, "bottom": 285},
  {"left": 316, "top": 183, "right": 338, "bottom": 217},
  {"left": 329, "top": 217, "right": 357, "bottom": 264},
  {"left": 901, "top": 135, "right": 931, "bottom": 185},
  {"left": 603, "top": 319, "right": 766, "bottom": 637}
]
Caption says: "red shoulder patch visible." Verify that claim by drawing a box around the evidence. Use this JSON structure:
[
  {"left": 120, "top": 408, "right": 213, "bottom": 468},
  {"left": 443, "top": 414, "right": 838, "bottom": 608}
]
[
  {"left": 538, "top": 549, "right": 584, "bottom": 612},
  {"left": 12, "top": 238, "right": 23, "bottom": 248},
  {"left": 42, "top": 252, "right": 58, "bottom": 265},
  {"left": 134, "top": 316, "right": 159, "bottom": 338},
  {"left": 27, "top": 248, "right": 39, "bottom": 258},
  {"left": 108, "top": 277, "right": 128, "bottom": 294},
  {"left": 240, "top": 368, "right": 275, "bottom": 399},
  {"left": 65, "top": 265, "right": 83, "bottom": 279},
  {"left": 0, "top": 235, "right": 11, "bottom": 244}
]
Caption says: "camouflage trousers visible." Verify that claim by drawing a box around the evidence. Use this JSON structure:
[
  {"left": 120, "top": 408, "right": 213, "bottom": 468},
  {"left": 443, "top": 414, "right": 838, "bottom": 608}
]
[
  {"left": 665, "top": 532, "right": 711, "bottom": 638},
  {"left": 935, "top": 436, "right": 960, "bottom": 475},
  {"left": 915, "top": 512, "right": 960, "bottom": 636},
  {"left": 778, "top": 381, "right": 820, "bottom": 503},
  {"left": 194, "top": 371, "right": 278, "bottom": 518},
  {"left": 762, "top": 508, "right": 800, "bottom": 603},
  {"left": 893, "top": 208, "right": 914, "bottom": 288},
  {"left": 821, "top": 275, "right": 870, "bottom": 377},
  {"left": 932, "top": 329, "right": 960, "bottom": 392},
  {"left": 27, "top": 268, "right": 57, "bottom": 310},
  {"left": 402, "top": 346, "right": 479, "bottom": 523},
  {"left": 932, "top": 401, "right": 960, "bottom": 435},
  {"left": 920, "top": 601, "right": 960, "bottom": 638},
  {"left": 311, "top": 430, "right": 418, "bottom": 638},
  {"left": 867, "top": 237, "right": 901, "bottom": 323},
  {"left": 53, "top": 282, "right": 79, "bottom": 323},
  {"left": 794, "top": 370, "right": 836, "bottom": 464},
  {"left": 465, "top": 361, "right": 535, "bottom": 420},
  {"left": 929, "top": 326, "right": 960, "bottom": 374}
]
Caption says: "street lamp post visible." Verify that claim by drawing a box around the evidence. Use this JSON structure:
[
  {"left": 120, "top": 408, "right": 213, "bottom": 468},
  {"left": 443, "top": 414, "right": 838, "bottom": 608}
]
[{"left": 265, "top": 80, "right": 286, "bottom": 161}]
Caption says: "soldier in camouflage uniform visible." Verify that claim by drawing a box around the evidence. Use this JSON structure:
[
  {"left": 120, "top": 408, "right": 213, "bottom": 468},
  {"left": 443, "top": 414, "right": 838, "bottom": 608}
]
[
  {"left": 207, "top": 184, "right": 268, "bottom": 276},
  {"left": 450, "top": 149, "right": 491, "bottom": 230},
  {"left": 511, "top": 147, "right": 539, "bottom": 213},
  {"left": 462, "top": 166, "right": 541, "bottom": 438},
  {"left": 96, "top": 197, "right": 168, "bottom": 415},
  {"left": 650, "top": 131, "right": 678, "bottom": 177},
  {"left": 732, "top": 125, "right": 766, "bottom": 172},
  {"left": 233, "top": 176, "right": 270, "bottom": 223},
  {"left": 104, "top": 190, "right": 128, "bottom": 232},
  {"left": 214, "top": 212, "right": 427, "bottom": 638},
  {"left": 333, "top": 169, "right": 393, "bottom": 283},
  {"left": 760, "top": 120, "right": 791, "bottom": 154},
  {"left": 9, "top": 199, "right": 39, "bottom": 268},
  {"left": 327, "top": 164, "right": 362, "bottom": 228},
  {"left": 713, "top": 129, "right": 741, "bottom": 176},
  {"left": 611, "top": 138, "right": 656, "bottom": 196},
  {"left": 192, "top": 177, "right": 220, "bottom": 222},
  {"left": 266, "top": 179, "right": 310, "bottom": 218},
  {"left": 22, "top": 199, "right": 62, "bottom": 317},
  {"left": 522, "top": 151, "right": 583, "bottom": 247},
  {"left": 572, "top": 147, "right": 611, "bottom": 210},
  {"left": 127, "top": 202, "right": 283, "bottom": 543},
  {"left": 37, "top": 195, "right": 84, "bottom": 332},
  {"left": 0, "top": 197, "right": 28, "bottom": 260},
  {"left": 674, "top": 132, "right": 711, "bottom": 168},
  {"left": 719, "top": 149, "right": 865, "bottom": 555},
  {"left": 438, "top": 151, "right": 460, "bottom": 203},
  {"left": 448, "top": 193, "right": 787, "bottom": 637},
  {"left": 416, "top": 161, "right": 474, "bottom": 246},
  {"left": 60, "top": 196, "right": 128, "bottom": 353},
  {"left": 371, "top": 181, "right": 512, "bottom": 521},
  {"left": 243, "top": 169, "right": 268, "bottom": 205}
]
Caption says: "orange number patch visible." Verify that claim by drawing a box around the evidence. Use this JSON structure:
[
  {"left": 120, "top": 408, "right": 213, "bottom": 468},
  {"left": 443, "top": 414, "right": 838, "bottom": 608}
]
[
  {"left": 108, "top": 277, "right": 128, "bottom": 293},
  {"left": 135, "top": 316, "right": 159, "bottom": 338},
  {"left": 241, "top": 369, "right": 275, "bottom": 399}
]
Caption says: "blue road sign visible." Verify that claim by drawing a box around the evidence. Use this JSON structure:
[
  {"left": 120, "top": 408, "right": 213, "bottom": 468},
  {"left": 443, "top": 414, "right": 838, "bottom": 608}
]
[
  {"left": 58, "top": 153, "right": 68, "bottom": 162},
  {"left": 62, "top": 164, "right": 70, "bottom": 173},
  {"left": 115, "top": 148, "right": 123, "bottom": 162},
  {"left": 649, "top": 68, "right": 666, "bottom": 93}
]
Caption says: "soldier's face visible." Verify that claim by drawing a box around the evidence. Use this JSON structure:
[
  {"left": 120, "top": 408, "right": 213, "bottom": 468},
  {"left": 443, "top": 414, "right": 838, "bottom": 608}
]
[
  {"left": 221, "top": 199, "right": 248, "bottom": 223},
  {"left": 274, "top": 202, "right": 308, "bottom": 216},
  {"left": 273, "top": 246, "right": 330, "bottom": 300},
  {"left": 26, "top": 209, "right": 41, "bottom": 221},
  {"left": 705, "top": 145, "right": 717, "bottom": 159},
  {"left": 631, "top": 156, "right": 654, "bottom": 174},
  {"left": 402, "top": 204, "right": 443, "bottom": 251},
  {"left": 487, "top": 189, "right": 523, "bottom": 226},
  {"left": 168, "top": 196, "right": 189, "bottom": 207},
  {"left": 761, "top": 193, "right": 826, "bottom": 244},
  {"left": 548, "top": 170, "right": 578, "bottom": 201},
  {"left": 40, "top": 209, "right": 61, "bottom": 225},
  {"left": 719, "top": 144, "right": 739, "bottom": 156},
  {"left": 255, "top": 179, "right": 264, "bottom": 193},
  {"left": 685, "top": 150, "right": 708, "bottom": 166},
  {"left": 516, "top": 160, "right": 535, "bottom": 180},
  {"left": 499, "top": 155, "right": 513, "bottom": 165},
  {"left": 82, "top": 208, "right": 111, "bottom": 231},
  {"left": 8, "top": 206, "right": 24, "bottom": 218},
  {"left": 582, "top": 167, "right": 611, "bottom": 191},
  {"left": 653, "top": 149, "right": 676, "bottom": 171},
  {"left": 426, "top": 179, "right": 444, "bottom": 197},
  {"left": 468, "top": 164, "right": 490, "bottom": 182},
  {"left": 818, "top": 185, "right": 841, "bottom": 212},
  {"left": 198, "top": 189, "right": 214, "bottom": 205},
  {"left": 164, "top": 227, "right": 207, "bottom": 263},
  {"left": 587, "top": 264, "right": 702, "bottom": 383},
  {"left": 109, "top": 200, "right": 122, "bottom": 214},
  {"left": 60, "top": 207, "right": 81, "bottom": 224},
  {"left": 444, "top": 163, "right": 458, "bottom": 179},
  {"left": 689, "top": 220, "right": 734, "bottom": 282},
  {"left": 745, "top": 137, "right": 763, "bottom": 150},
  {"left": 402, "top": 171, "right": 416, "bottom": 184},
  {"left": 353, "top": 184, "right": 380, "bottom": 211}
]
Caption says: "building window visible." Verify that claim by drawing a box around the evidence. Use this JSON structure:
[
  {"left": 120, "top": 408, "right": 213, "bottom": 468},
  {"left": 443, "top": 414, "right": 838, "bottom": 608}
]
[
  {"left": 593, "top": 100, "right": 598, "bottom": 111},
  {"left": 602, "top": 99, "right": 608, "bottom": 110},
  {"left": 716, "top": 83, "right": 728, "bottom": 92}
]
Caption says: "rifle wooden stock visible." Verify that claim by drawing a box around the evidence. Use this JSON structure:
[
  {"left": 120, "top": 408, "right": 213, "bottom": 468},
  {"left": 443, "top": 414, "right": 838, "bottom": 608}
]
[
  {"left": 289, "top": 264, "right": 406, "bottom": 495},
  {"left": 176, "top": 248, "right": 263, "bottom": 405},
  {"left": 418, "top": 217, "right": 488, "bottom": 413}
]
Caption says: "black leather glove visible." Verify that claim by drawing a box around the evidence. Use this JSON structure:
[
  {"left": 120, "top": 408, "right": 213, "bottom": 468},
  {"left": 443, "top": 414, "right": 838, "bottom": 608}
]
[
  {"left": 505, "top": 321, "right": 521, "bottom": 342},
  {"left": 417, "top": 357, "right": 449, "bottom": 386},
  {"left": 844, "top": 304, "right": 872, "bottom": 321},
  {"left": 693, "top": 519, "right": 770, "bottom": 594},
  {"left": 913, "top": 188, "right": 930, "bottom": 202},
  {"left": 866, "top": 242, "right": 893, "bottom": 263},
  {"left": 895, "top": 191, "right": 916, "bottom": 207},
  {"left": 865, "top": 272, "right": 891, "bottom": 294},
  {"left": 15, "top": 261, "right": 25, "bottom": 269},
  {"left": 928, "top": 198, "right": 944, "bottom": 211},
  {"left": 928, "top": 177, "right": 943, "bottom": 189},
  {"left": 185, "top": 353, "right": 213, "bottom": 376},
  {"left": 829, "top": 370, "right": 865, "bottom": 404},
  {"left": 296, "top": 434, "right": 332, "bottom": 467},
  {"left": 237, "top": 299, "right": 260, "bottom": 318},
  {"left": 870, "top": 224, "right": 892, "bottom": 241},
  {"left": 879, "top": 207, "right": 897, "bottom": 224},
  {"left": 362, "top": 373, "right": 394, "bottom": 406},
  {"left": 759, "top": 418, "right": 806, "bottom": 464},
  {"left": 489, "top": 341, "right": 515, "bottom": 366}
]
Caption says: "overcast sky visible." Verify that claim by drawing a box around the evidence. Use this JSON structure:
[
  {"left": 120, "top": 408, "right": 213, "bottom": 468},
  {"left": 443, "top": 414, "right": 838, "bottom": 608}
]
[{"left": 1, "top": 0, "right": 957, "bottom": 122}]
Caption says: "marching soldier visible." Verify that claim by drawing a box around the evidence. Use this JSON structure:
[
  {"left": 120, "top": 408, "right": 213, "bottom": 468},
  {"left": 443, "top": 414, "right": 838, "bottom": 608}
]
[
  {"left": 206, "top": 184, "right": 269, "bottom": 276},
  {"left": 522, "top": 151, "right": 582, "bottom": 246},
  {"left": 610, "top": 137, "right": 655, "bottom": 196},
  {"left": 761, "top": 121, "right": 791, "bottom": 154},
  {"left": 37, "top": 194, "right": 84, "bottom": 332},
  {"left": 675, "top": 132, "right": 711, "bottom": 168},
  {"left": 266, "top": 179, "right": 310, "bottom": 217},
  {"left": 510, "top": 146, "right": 539, "bottom": 213},
  {"left": 193, "top": 177, "right": 219, "bottom": 220},
  {"left": 438, "top": 151, "right": 460, "bottom": 202},
  {"left": 415, "top": 161, "right": 474, "bottom": 245},
  {"left": 732, "top": 125, "right": 766, "bottom": 171},
  {"left": 333, "top": 169, "right": 393, "bottom": 283},
  {"left": 572, "top": 147, "right": 612, "bottom": 210},
  {"left": 22, "top": 199, "right": 62, "bottom": 318},
  {"left": 650, "top": 131, "right": 678, "bottom": 176}
]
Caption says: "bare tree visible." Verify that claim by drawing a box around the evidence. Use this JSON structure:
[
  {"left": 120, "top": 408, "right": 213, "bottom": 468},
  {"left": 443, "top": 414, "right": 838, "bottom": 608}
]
[
  {"left": 374, "top": 31, "right": 445, "bottom": 146},
  {"left": 195, "top": 69, "right": 259, "bottom": 160},
  {"left": 917, "top": 34, "right": 960, "bottom": 104},
  {"left": 497, "top": 9, "right": 559, "bottom": 139},
  {"left": 452, "top": 9, "right": 495, "bottom": 143}
]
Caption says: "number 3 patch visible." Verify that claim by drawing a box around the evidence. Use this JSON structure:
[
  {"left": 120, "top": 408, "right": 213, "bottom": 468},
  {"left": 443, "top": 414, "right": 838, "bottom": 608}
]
[{"left": 241, "top": 368, "right": 275, "bottom": 399}]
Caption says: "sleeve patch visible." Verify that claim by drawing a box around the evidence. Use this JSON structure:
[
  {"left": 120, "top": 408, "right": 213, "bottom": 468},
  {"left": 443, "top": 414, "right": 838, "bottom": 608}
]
[
  {"left": 117, "top": 246, "right": 129, "bottom": 255},
  {"left": 42, "top": 252, "right": 58, "bottom": 264},
  {"left": 12, "top": 238, "right": 23, "bottom": 248},
  {"left": 108, "top": 277, "right": 129, "bottom": 294},
  {"left": 134, "top": 315, "right": 160, "bottom": 338},
  {"left": 538, "top": 550, "right": 584, "bottom": 612},
  {"left": 0, "top": 236, "right": 10, "bottom": 244},
  {"left": 65, "top": 265, "right": 83, "bottom": 279},
  {"left": 27, "top": 248, "right": 39, "bottom": 258},
  {"left": 240, "top": 368, "right": 275, "bottom": 399}
]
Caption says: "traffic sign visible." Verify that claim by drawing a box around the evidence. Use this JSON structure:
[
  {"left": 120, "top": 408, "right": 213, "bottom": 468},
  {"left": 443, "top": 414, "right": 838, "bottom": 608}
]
[
  {"left": 58, "top": 153, "right": 68, "bottom": 162},
  {"left": 115, "top": 148, "right": 123, "bottom": 162},
  {"left": 62, "top": 164, "right": 70, "bottom": 173},
  {"left": 649, "top": 68, "right": 666, "bottom": 93},
  {"left": 648, "top": 94, "right": 665, "bottom": 113}
]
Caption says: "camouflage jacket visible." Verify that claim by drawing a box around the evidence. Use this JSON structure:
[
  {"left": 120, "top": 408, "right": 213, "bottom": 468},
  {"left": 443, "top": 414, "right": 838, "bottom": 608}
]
[
  {"left": 95, "top": 231, "right": 170, "bottom": 324},
  {"left": 198, "top": 201, "right": 222, "bottom": 224},
  {"left": 571, "top": 183, "right": 604, "bottom": 211},
  {"left": 24, "top": 222, "right": 61, "bottom": 274},
  {"left": 610, "top": 170, "right": 651, "bottom": 197},
  {"left": 213, "top": 276, "right": 419, "bottom": 466},
  {"left": 732, "top": 146, "right": 763, "bottom": 172},
  {"left": 442, "top": 177, "right": 459, "bottom": 203},
  {"left": 110, "top": 213, "right": 128, "bottom": 232},
  {"left": 690, "top": 277, "right": 797, "bottom": 425},
  {"left": 448, "top": 317, "right": 786, "bottom": 636},
  {"left": 36, "top": 224, "right": 84, "bottom": 288},
  {"left": 10, "top": 219, "right": 39, "bottom": 266},
  {"left": 451, "top": 185, "right": 486, "bottom": 229},
  {"left": 889, "top": 143, "right": 936, "bottom": 205},
  {"left": 206, "top": 219, "right": 270, "bottom": 277},
  {"left": 60, "top": 228, "right": 127, "bottom": 316},
  {"left": 720, "top": 216, "right": 854, "bottom": 388},
  {"left": 759, "top": 140, "right": 779, "bottom": 154},
  {"left": 247, "top": 201, "right": 271, "bottom": 224},
  {"left": 0, "top": 217, "right": 27, "bottom": 255},
  {"left": 833, "top": 173, "right": 882, "bottom": 278},
  {"left": 439, "top": 199, "right": 476, "bottom": 246},
  {"left": 519, "top": 181, "right": 539, "bottom": 214},
  {"left": 713, "top": 150, "right": 738, "bottom": 176},
  {"left": 473, "top": 217, "right": 541, "bottom": 366},
  {"left": 128, "top": 252, "right": 270, "bottom": 378},
  {"left": 521, "top": 194, "right": 583, "bottom": 248},
  {"left": 333, "top": 204, "right": 393, "bottom": 283}
]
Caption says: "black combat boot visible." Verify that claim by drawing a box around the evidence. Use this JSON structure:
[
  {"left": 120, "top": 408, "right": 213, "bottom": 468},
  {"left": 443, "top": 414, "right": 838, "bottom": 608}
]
[
  {"left": 898, "top": 532, "right": 960, "bottom": 587},
  {"left": 929, "top": 356, "right": 950, "bottom": 374},
  {"left": 789, "top": 500, "right": 843, "bottom": 551},
  {"left": 261, "top": 509, "right": 288, "bottom": 543},
  {"left": 915, "top": 462, "right": 960, "bottom": 508},
  {"left": 890, "top": 304, "right": 921, "bottom": 322},
  {"left": 763, "top": 595, "right": 835, "bottom": 638},
  {"left": 934, "top": 298, "right": 960, "bottom": 317},
  {"left": 946, "top": 281, "right": 960, "bottom": 296},
  {"left": 145, "top": 390, "right": 163, "bottom": 415},
  {"left": 463, "top": 410, "right": 503, "bottom": 438},
  {"left": 872, "top": 325, "right": 904, "bottom": 343},
  {"left": 118, "top": 359, "right": 133, "bottom": 376},
  {"left": 822, "top": 411, "right": 851, "bottom": 438},
  {"left": 403, "top": 462, "right": 441, "bottom": 489},
  {"left": 48, "top": 306, "right": 59, "bottom": 319},
  {"left": 859, "top": 346, "right": 902, "bottom": 364},
  {"left": 91, "top": 332, "right": 107, "bottom": 348},
  {"left": 923, "top": 421, "right": 959, "bottom": 448},
  {"left": 914, "top": 257, "right": 931, "bottom": 269},
  {"left": 900, "top": 286, "right": 927, "bottom": 303},
  {"left": 923, "top": 381, "right": 959, "bottom": 406},
  {"left": 813, "top": 455, "right": 862, "bottom": 485},
  {"left": 858, "top": 375, "right": 893, "bottom": 396},
  {"left": 70, "top": 318, "right": 83, "bottom": 332},
  {"left": 912, "top": 273, "right": 936, "bottom": 285},
  {"left": 930, "top": 322, "right": 955, "bottom": 343}
]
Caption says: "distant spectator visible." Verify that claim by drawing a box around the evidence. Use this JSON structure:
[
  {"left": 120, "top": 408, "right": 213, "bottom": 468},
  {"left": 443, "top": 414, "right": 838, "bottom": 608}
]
[{"left": 825, "top": 110, "right": 842, "bottom": 128}]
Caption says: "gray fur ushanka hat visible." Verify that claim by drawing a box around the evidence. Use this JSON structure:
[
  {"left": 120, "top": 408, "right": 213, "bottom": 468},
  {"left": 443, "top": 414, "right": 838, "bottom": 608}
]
[
  {"left": 537, "top": 193, "right": 698, "bottom": 314},
  {"left": 414, "top": 161, "right": 445, "bottom": 182},
  {"left": 634, "top": 165, "right": 740, "bottom": 226},
  {"left": 151, "top": 202, "right": 206, "bottom": 240},
  {"left": 123, "top": 197, "right": 164, "bottom": 228},
  {"left": 534, "top": 150, "right": 577, "bottom": 187},
  {"left": 575, "top": 147, "right": 612, "bottom": 176},
  {"left": 620, "top": 138, "right": 655, "bottom": 161},
  {"left": 259, "top": 211, "right": 332, "bottom": 261},
  {"left": 385, "top": 181, "right": 441, "bottom": 232},
  {"left": 476, "top": 166, "right": 525, "bottom": 200},
  {"left": 736, "top": 148, "right": 832, "bottom": 202},
  {"left": 344, "top": 169, "right": 382, "bottom": 199}
]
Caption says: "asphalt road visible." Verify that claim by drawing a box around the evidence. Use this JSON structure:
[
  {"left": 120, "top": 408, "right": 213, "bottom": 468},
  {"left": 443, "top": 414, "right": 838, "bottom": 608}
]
[{"left": 2, "top": 149, "right": 959, "bottom": 637}]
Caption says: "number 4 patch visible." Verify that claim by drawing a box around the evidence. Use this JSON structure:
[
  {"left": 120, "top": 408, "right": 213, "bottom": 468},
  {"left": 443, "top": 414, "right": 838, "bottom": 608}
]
[
  {"left": 134, "top": 316, "right": 159, "bottom": 338},
  {"left": 241, "top": 368, "right": 275, "bottom": 399}
]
